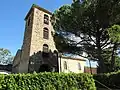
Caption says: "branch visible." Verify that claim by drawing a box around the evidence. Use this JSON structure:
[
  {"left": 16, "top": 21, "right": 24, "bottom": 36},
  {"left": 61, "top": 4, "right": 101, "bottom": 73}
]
[
  {"left": 101, "top": 41, "right": 111, "bottom": 49},
  {"left": 88, "top": 34, "right": 96, "bottom": 45},
  {"left": 79, "top": 35, "right": 93, "bottom": 45},
  {"left": 101, "top": 38, "right": 110, "bottom": 47}
]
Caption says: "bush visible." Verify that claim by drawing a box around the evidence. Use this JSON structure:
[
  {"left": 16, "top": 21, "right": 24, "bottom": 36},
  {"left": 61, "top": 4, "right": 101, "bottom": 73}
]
[
  {"left": 0, "top": 72, "right": 96, "bottom": 90},
  {"left": 94, "top": 71, "right": 120, "bottom": 89}
]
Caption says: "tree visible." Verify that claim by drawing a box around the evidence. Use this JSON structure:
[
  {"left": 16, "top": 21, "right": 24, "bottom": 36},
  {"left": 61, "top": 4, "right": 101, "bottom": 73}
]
[
  {"left": 0, "top": 48, "right": 13, "bottom": 65},
  {"left": 52, "top": 0, "right": 120, "bottom": 73},
  {"left": 108, "top": 25, "right": 120, "bottom": 71}
]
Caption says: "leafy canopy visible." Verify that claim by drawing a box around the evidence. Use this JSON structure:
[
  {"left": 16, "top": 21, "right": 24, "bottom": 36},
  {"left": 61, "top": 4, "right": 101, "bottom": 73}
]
[{"left": 52, "top": 0, "right": 120, "bottom": 73}]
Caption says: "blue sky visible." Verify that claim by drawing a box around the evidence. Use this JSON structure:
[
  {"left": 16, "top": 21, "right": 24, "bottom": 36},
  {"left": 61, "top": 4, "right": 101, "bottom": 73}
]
[{"left": 0, "top": 0, "right": 72, "bottom": 56}]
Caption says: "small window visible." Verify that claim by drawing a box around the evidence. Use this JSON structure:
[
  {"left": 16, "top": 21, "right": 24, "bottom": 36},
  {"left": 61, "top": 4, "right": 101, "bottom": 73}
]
[
  {"left": 44, "top": 14, "right": 49, "bottom": 25},
  {"left": 28, "top": 18, "right": 30, "bottom": 26},
  {"left": 64, "top": 61, "right": 67, "bottom": 70},
  {"left": 43, "top": 28, "right": 49, "bottom": 39},
  {"left": 43, "top": 44, "right": 49, "bottom": 53},
  {"left": 78, "top": 63, "right": 81, "bottom": 70}
]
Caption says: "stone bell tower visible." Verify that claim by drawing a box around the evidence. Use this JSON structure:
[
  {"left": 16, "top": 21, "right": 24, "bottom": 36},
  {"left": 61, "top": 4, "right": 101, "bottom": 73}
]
[
  {"left": 12, "top": 4, "right": 86, "bottom": 74},
  {"left": 16, "top": 4, "right": 57, "bottom": 73}
]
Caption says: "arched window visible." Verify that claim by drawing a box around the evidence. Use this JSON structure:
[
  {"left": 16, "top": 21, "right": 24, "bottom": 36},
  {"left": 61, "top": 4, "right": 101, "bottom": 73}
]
[
  {"left": 64, "top": 61, "right": 67, "bottom": 70},
  {"left": 78, "top": 63, "right": 81, "bottom": 70},
  {"left": 43, "top": 44, "right": 49, "bottom": 52},
  {"left": 44, "top": 14, "right": 49, "bottom": 25},
  {"left": 43, "top": 28, "right": 49, "bottom": 39}
]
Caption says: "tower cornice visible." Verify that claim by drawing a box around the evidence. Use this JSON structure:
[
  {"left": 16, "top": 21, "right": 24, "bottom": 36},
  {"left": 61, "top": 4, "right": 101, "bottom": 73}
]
[{"left": 25, "top": 4, "right": 52, "bottom": 20}]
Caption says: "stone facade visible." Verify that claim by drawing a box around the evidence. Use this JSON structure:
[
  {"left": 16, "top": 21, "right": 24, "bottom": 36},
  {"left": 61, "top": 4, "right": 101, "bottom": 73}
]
[
  {"left": 12, "top": 4, "right": 86, "bottom": 73},
  {"left": 30, "top": 8, "right": 57, "bottom": 55}
]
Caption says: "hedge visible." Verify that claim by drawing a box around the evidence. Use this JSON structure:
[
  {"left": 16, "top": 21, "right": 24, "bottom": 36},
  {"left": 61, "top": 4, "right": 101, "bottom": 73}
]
[
  {"left": 94, "top": 71, "right": 120, "bottom": 89},
  {"left": 0, "top": 72, "right": 96, "bottom": 90}
]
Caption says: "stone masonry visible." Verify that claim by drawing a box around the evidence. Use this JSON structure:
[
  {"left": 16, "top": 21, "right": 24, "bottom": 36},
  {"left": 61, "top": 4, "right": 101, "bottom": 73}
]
[{"left": 12, "top": 4, "right": 86, "bottom": 73}]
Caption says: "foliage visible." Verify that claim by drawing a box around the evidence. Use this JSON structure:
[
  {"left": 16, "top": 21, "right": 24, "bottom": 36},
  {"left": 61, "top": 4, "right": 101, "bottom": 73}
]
[
  {"left": 108, "top": 25, "right": 120, "bottom": 42},
  {"left": 0, "top": 72, "right": 96, "bottom": 90},
  {"left": 107, "top": 25, "right": 120, "bottom": 71},
  {"left": 94, "top": 71, "right": 120, "bottom": 89},
  {"left": 103, "top": 55, "right": 120, "bottom": 72},
  {"left": 114, "top": 56, "right": 120, "bottom": 71},
  {"left": 52, "top": 0, "right": 120, "bottom": 73},
  {"left": 0, "top": 48, "right": 13, "bottom": 65}
]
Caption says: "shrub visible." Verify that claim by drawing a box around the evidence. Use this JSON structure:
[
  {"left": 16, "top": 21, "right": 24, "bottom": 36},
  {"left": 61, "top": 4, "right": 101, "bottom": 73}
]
[
  {"left": 0, "top": 72, "right": 96, "bottom": 90},
  {"left": 94, "top": 71, "right": 120, "bottom": 89}
]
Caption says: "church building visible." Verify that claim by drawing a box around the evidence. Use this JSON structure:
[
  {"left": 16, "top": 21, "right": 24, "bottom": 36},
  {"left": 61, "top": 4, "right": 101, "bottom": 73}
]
[{"left": 12, "top": 4, "right": 86, "bottom": 73}]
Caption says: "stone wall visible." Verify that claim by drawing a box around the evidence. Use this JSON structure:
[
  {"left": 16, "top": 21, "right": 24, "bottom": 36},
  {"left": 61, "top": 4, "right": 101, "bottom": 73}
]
[
  {"left": 29, "top": 8, "right": 57, "bottom": 56},
  {"left": 12, "top": 49, "right": 22, "bottom": 73},
  {"left": 18, "top": 9, "right": 34, "bottom": 73}
]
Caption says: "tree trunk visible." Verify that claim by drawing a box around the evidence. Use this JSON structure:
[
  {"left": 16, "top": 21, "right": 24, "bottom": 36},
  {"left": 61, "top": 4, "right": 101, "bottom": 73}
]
[
  {"left": 97, "top": 47, "right": 106, "bottom": 73},
  {"left": 96, "top": 28, "right": 106, "bottom": 73}
]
